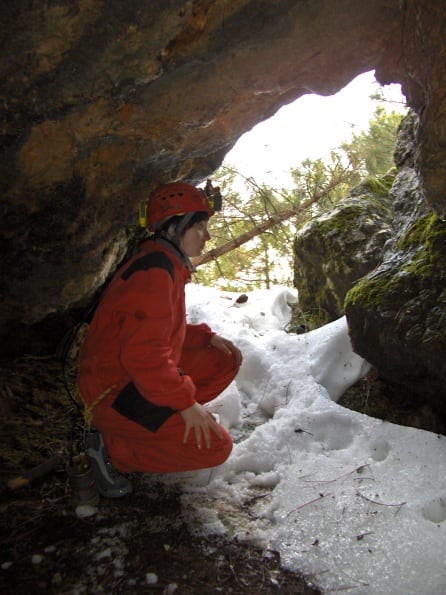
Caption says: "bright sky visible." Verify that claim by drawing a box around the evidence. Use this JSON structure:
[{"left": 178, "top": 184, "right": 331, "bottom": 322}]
[
  {"left": 173, "top": 285, "right": 445, "bottom": 595},
  {"left": 224, "top": 70, "right": 407, "bottom": 189}
]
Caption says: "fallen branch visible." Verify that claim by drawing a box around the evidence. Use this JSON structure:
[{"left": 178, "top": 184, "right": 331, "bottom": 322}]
[
  {"left": 192, "top": 173, "right": 351, "bottom": 267},
  {"left": 7, "top": 454, "right": 65, "bottom": 489}
]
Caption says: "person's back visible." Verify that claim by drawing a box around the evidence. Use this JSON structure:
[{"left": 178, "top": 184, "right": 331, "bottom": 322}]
[
  {"left": 78, "top": 237, "right": 191, "bottom": 415},
  {"left": 76, "top": 182, "right": 242, "bottom": 497}
]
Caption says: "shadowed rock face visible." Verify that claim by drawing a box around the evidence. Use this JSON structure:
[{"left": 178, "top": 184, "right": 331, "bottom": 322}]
[
  {"left": 0, "top": 2, "right": 445, "bottom": 390},
  {"left": 345, "top": 111, "right": 446, "bottom": 419},
  {"left": 293, "top": 176, "right": 395, "bottom": 325},
  {"left": 292, "top": 110, "right": 446, "bottom": 419}
]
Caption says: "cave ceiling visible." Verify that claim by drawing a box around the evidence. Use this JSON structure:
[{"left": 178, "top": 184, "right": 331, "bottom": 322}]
[{"left": 0, "top": 0, "right": 445, "bottom": 349}]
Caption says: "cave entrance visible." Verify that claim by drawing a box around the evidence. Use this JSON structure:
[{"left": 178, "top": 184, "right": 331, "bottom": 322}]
[{"left": 224, "top": 70, "right": 406, "bottom": 189}]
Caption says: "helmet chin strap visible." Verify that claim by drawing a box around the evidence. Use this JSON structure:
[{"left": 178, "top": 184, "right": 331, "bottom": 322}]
[
  {"left": 159, "top": 213, "right": 196, "bottom": 271},
  {"left": 165, "top": 212, "right": 195, "bottom": 246}
]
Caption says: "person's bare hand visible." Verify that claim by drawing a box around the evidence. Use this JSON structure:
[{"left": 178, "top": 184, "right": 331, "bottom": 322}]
[
  {"left": 210, "top": 334, "right": 243, "bottom": 365},
  {"left": 180, "top": 402, "right": 223, "bottom": 449}
]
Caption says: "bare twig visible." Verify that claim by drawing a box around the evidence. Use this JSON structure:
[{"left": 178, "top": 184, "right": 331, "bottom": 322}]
[
  {"left": 286, "top": 493, "right": 329, "bottom": 517},
  {"left": 357, "top": 491, "right": 407, "bottom": 513},
  {"left": 324, "top": 581, "right": 370, "bottom": 592},
  {"left": 301, "top": 465, "right": 372, "bottom": 485}
]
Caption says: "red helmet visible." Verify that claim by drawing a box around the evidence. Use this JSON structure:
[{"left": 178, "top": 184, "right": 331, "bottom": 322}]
[{"left": 146, "top": 182, "right": 215, "bottom": 232}]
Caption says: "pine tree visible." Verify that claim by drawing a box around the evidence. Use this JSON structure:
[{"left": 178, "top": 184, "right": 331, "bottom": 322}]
[{"left": 193, "top": 107, "right": 405, "bottom": 289}]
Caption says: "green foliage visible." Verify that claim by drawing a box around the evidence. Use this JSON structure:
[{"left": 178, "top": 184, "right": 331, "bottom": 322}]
[
  {"left": 345, "top": 212, "right": 446, "bottom": 351},
  {"left": 195, "top": 105, "right": 405, "bottom": 291},
  {"left": 194, "top": 167, "right": 298, "bottom": 290},
  {"left": 340, "top": 106, "right": 402, "bottom": 178}
]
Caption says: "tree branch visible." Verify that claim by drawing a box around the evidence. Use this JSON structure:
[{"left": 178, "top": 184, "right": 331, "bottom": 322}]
[{"left": 192, "top": 173, "right": 350, "bottom": 267}]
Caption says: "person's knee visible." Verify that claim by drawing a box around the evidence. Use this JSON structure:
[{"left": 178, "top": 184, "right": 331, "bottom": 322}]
[
  {"left": 210, "top": 428, "right": 233, "bottom": 466},
  {"left": 210, "top": 348, "right": 240, "bottom": 389}
]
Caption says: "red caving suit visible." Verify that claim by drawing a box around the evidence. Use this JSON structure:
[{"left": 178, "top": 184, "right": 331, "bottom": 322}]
[{"left": 77, "top": 238, "right": 239, "bottom": 473}]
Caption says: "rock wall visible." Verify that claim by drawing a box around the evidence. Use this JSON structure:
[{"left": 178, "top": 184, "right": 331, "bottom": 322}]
[
  {"left": 345, "top": 111, "right": 446, "bottom": 418},
  {"left": 1, "top": 0, "right": 446, "bottom": 376},
  {"left": 292, "top": 110, "right": 446, "bottom": 419}
]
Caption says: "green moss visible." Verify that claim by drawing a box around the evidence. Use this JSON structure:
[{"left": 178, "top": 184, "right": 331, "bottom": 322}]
[
  {"left": 398, "top": 213, "right": 446, "bottom": 253},
  {"left": 397, "top": 214, "right": 446, "bottom": 287},
  {"left": 314, "top": 205, "right": 362, "bottom": 233},
  {"left": 345, "top": 269, "right": 403, "bottom": 311},
  {"left": 347, "top": 213, "right": 446, "bottom": 309},
  {"left": 351, "top": 172, "right": 396, "bottom": 199},
  {"left": 345, "top": 213, "right": 446, "bottom": 347},
  {"left": 311, "top": 177, "right": 393, "bottom": 241}
]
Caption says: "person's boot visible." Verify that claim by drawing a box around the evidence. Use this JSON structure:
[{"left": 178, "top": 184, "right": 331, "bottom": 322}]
[{"left": 85, "top": 432, "right": 133, "bottom": 498}]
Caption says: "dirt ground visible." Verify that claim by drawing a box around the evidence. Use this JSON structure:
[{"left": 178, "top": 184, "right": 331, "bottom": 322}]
[
  {"left": 0, "top": 356, "right": 319, "bottom": 595},
  {"left": 2, "top": 350, "right": 442, "bottom": 595}
]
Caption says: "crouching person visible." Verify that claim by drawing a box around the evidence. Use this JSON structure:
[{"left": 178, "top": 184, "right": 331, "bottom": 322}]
[{"left": 77, "top": 182, "right": 242, "bottom": 497}]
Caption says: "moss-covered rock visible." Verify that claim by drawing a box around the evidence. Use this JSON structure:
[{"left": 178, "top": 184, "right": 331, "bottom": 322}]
[
  {"left": 293, "top": 174, "right": 395, "bottom": 327},
  {"left": 295, "top": 110, "right": 446, "bottom": 424},
  {"left": 345, "top": 112, "right": 446, "bottom": 420},
  {"left": 345, "top": 208, "right": 446, "bottom": 418}
]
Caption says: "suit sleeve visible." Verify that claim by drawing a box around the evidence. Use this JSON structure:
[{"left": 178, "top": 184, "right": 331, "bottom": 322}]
[
  {"left": 184, "top": 323, "right": 215, "bottom": 347},
  {"left": 116, "top": 267, "right": 196, "bottom": 412}
]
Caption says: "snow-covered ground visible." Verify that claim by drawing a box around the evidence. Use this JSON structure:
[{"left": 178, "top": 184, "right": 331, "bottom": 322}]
[{"left": 167, "top": 284, "right": 446, "bottom": 595}]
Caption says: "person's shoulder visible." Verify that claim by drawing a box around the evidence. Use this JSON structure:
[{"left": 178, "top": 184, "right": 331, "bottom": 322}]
[{"left": 121, "top": 246, "right": 175, "bottom": 282}]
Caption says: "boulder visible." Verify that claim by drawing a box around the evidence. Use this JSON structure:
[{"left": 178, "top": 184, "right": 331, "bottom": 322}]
[
  {"left": 345, "top": 112, "right": 446, "bottom": 417},
  {"left": 293, "top": 174, "right": 395, "bottom": 325}
]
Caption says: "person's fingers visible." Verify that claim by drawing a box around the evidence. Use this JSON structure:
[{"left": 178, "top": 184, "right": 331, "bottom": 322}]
[
  {"left": 203, "top": 423, "right": 211, "bottom": 449},
  {"left": 211, "top": 335, "right": 243, "bottom": 365},
  {"left": 211, "top": 335, "right": 230, "bottom": 354},
  {"left": 181, "top": 404, "right": 226, "bottom": 449},
  {"left": 183, "top": 421, "right": 191, "bottom": 444},
  {"left": 232, "top": 344, "right": 243, "bottom": 365},
  {"left": 208, "top": 412, "right": 224, "bottom": 440},
  {"left": 226, "top": 340, "right": 242, "bottom": 365},
  {"left": 194, "top": 426, "right": 202, "bottom": 449},
  {"left": 221, "top": 341, "right": 233, "bottom": 356}
]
